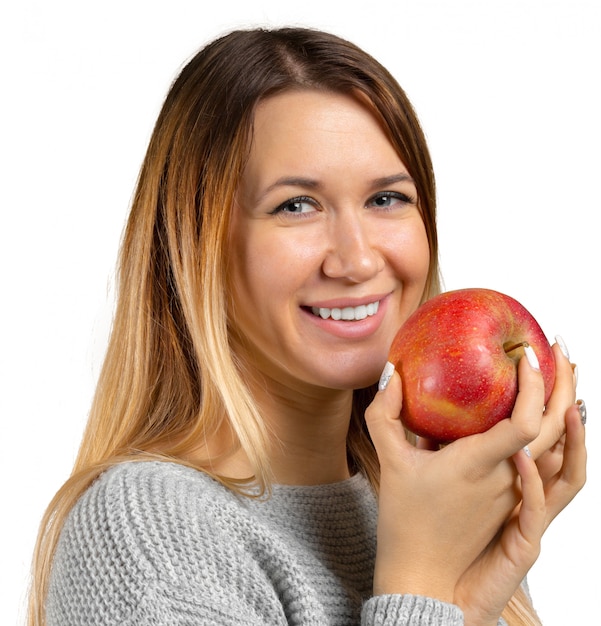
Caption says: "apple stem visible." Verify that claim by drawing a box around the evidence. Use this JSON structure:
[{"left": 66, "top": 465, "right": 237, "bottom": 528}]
[{"left": 503, "top": 341, "right": 530, "bottom": 355}]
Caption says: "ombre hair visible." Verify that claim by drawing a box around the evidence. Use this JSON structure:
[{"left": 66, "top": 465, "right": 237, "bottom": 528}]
[{"left": 27, "top": 27, "right": 538, "bottom": 625}]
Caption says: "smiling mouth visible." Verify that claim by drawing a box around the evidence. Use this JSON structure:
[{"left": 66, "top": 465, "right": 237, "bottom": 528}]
[{"left": 310, "top": 300, "right": 380, "bottom": 321}]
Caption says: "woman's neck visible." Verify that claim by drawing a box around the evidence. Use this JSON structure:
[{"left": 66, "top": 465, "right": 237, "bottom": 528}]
[
  {"left": 257, "top": 379, "right": 354, "bottom": 485},
  {"left": 210, "top": 373, "right": 355, "bottom": 486}
]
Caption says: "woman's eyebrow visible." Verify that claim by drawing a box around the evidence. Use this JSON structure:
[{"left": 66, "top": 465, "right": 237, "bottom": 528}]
[
  {"left": 370, "top": 173, "right": 415, "bottom": 188},
  {"left": 264, "top": 173, "right": 414, "bottom": 192},
  {"left": 257, "top": 172, "right": 415, "bottom": 202},
  {"left": 262, "top": 176, "right": 321, "bottom": 195}
]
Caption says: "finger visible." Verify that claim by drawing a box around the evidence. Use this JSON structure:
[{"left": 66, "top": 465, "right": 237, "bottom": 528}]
[
  {"left": 535, "top": 437, "right": 566, "bottom": 485},
  {"left": 511, "top": 346, "right": 546, "bottom": 443},
  {"left": 553, "top": 334, "right": 578, "bottom": 389},
  {"left": 529, "top": 342, "right": 576, "bottom": 459},
  {"left": 512, "top": 448, "right": 546, "bottom": 547},
  {"left": 547, "top": 341, "right": 577, "bottom": 409},
  {"left": 473, "top": 349, "right": 545, "bottom": 468},
  {"left": 543, "top": 403, "right": 587, "bottom": 526},
  {"left": 364, "top": 366, "right": 411, "bottom": 466}
]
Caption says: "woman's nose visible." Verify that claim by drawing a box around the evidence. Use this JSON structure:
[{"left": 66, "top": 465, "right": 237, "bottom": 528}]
[{"left": 321, "top": 214, "right": 384, "bottom": 283}]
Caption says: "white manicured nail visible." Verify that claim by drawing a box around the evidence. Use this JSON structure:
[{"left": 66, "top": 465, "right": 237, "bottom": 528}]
[
  {"left": 577, "top": 399, "right": 587, "bottom": 425},
  {"left": 524, "top": 345, "right": 540, "bottom": 371},
  {"left": 378, "top": 361, "right": 395, "bottom": 391},
  {"left": 555, "top": 335, "right": 570, "bottom": 360},
  {"left": 522, "top": 445, "right": 532, "bottom": 458}
]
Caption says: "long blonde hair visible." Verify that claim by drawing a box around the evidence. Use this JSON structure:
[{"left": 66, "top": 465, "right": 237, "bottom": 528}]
[{"left": 28, "top": 27, "right": 538, "bottom": 625}]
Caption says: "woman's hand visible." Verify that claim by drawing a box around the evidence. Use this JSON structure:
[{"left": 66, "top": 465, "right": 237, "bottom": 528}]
[
  {"left": 528, "top": 341, "right": 579, "bottom": 463},
  {"left": 365, "top": 354, "right": 543, "bottom": 603},
  {"left": 456, "top": 399, "right": 585, "bottom": 624},
  {"left": 365, "top": 338, "right": 586, "bottom": 624}
]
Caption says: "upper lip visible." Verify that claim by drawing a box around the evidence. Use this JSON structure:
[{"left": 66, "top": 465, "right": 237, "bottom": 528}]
[{"left": 303, "top": 293, "right": 389, "bottom": 309}]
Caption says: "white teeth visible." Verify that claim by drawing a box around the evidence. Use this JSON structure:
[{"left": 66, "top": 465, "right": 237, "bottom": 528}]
[{"left": 311, "top": 301, "right": 380, "bottom": 321}]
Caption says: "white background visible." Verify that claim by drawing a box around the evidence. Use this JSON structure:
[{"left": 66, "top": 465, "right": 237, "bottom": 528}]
[{"left": 2, "top": 1, "right": 599, "bottom": 624}]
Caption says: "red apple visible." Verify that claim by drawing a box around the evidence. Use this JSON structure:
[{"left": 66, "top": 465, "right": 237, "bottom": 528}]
[{"left": 388, "top": 288, "right": 556, "bottom": 443}]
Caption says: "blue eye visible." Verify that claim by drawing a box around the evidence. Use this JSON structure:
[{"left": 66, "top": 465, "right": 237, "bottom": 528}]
[
  {"left": 271, "top": 196, "right": 318, "bottom": 216},
  {"left": 368, "top": 191, "right": 415, "bottom": 209}
]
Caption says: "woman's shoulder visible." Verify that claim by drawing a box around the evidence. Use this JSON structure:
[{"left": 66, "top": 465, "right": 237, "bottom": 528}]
[
  {"left": 68, "top": 460, "right": 237, "bottom": 543},
  {"left": 47, "top": 461, "right": 242, "bottom": 622},
  {"left": 72, "top": 460, "right": 226, "bottom": 519},
  {"left": 84, "top": 459, "right": 227, "bottom": 505},
  {"left": 92, "top": 457, "right": 223, "bottom": 490},
  {"left": 55, "top": 461, "right": 237, "bottom": 577}
]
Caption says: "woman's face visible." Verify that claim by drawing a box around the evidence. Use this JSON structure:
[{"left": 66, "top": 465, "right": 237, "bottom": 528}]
[{"left": 229, "top": 89, "right": 430, "bottom": 391}]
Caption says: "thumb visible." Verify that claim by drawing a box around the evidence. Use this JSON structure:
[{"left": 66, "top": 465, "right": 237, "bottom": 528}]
[{"left": 364, "top": 362, "right": 409, "bottom": 464}]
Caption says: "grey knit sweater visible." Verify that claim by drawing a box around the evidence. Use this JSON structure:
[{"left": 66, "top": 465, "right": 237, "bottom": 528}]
[{"left": 46, "top": 460, "right": 476, "bottom": 625}]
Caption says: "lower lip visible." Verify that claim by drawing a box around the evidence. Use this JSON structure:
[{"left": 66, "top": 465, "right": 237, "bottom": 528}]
[{"left": 302, "top": 297, "right": 389, "bottom": 340}]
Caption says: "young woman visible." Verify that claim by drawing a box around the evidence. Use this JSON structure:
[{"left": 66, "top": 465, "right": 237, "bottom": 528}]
[{"left": 28, "top": 27, "right": 586, "bottom": 625}]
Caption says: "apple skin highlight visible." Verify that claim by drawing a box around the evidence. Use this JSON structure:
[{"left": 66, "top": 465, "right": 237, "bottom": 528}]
[{"left": 388, "top": 288, "right": 556, "bottom": 443}]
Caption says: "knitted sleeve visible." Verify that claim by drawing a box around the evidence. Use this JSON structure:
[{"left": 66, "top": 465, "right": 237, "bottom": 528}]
[{"left": 362, "top": 595, "right": 464, "bottom": 625}]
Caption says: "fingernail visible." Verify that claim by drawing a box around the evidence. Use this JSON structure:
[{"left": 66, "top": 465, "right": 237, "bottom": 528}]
[
  {"left": 522, "top": 445, "right": 532, "bottom": 458},
  {"left": 555, "top": 335, "right": 570, "bottom": 360},
  {"left": 524, "top": 345, "right": 540, "bottom": 371},
  {"left": 577, "top": 399, "right": 587, "bottom": 425},
  {"left": 573, "top": 364, "right": 579, "bottom": 386},
  {"left": 378, "top": 361, "right": 395, "bottom": 391}
]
